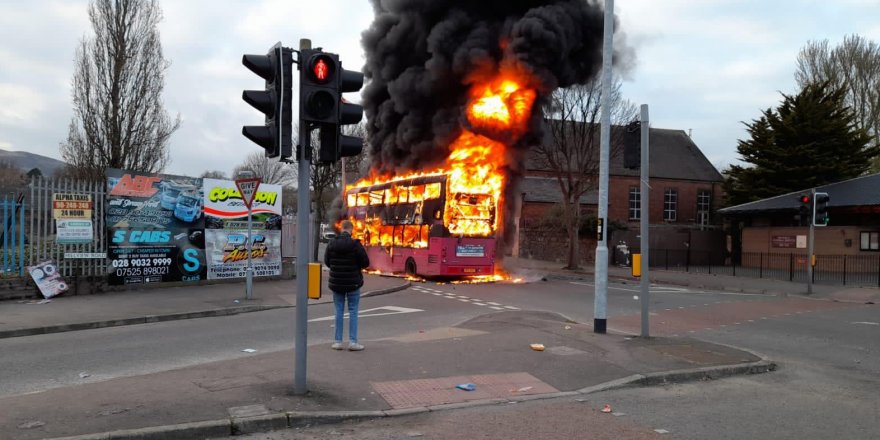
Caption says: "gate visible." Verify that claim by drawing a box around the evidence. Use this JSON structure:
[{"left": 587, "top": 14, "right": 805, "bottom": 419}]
[
  {"left": 28, "top": 177, "right": 107, "bottom": 279},
  {"left": 1, "top": 194, "right": 26, "bottom": 277}
]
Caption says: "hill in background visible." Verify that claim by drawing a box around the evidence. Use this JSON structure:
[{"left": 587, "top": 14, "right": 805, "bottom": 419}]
[{"left": 0, "top": 150, "right": 66, "bottom": 177}]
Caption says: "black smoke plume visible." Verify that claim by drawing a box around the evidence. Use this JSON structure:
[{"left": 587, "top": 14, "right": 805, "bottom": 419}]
[
  {"left": 356, "top": 0, "right": 615, "bottom": 252},
  {"left": 362, "top": 0, "right": 609, "bottom": 173}
]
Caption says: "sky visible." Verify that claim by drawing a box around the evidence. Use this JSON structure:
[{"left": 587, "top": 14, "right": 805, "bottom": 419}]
[{"left": 0, "top": 0, "right": 878, "bottom": 177}]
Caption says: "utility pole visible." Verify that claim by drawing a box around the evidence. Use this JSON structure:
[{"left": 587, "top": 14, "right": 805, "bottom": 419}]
[{"left": 594, "top": 0, "right": 614, "bottom": 334}]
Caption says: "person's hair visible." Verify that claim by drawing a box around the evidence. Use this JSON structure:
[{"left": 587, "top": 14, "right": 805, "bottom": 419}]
[{"left": 341, "top": 220, "right": 353, "bottom": 232}]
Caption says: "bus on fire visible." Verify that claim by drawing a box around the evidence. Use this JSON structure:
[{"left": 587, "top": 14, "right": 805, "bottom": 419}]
[{"left": 344, "top": 173, "right": 497, "bottom": 278}]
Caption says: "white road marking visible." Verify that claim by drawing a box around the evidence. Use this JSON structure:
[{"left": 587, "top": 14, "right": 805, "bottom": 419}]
[
  {"left": 487, "top": 302, "right": 501, "bottom": 306},
  {"left": 473, "top": 302, "right": 486, "bottom": 306},
  {"left": 458, "top": 299, "right": 471, "bottom": 302},
  {"left": 309, "top": 306, "right": 423, "bottom": 322},
  {"left": 852, "top": 321, "right": 879, "bottom": 325},
  {"left": 490, "top": 306, "right": 504, "bottom": 310},
  {"left": 503, "top": 306, "right": 520, "bottom": 310}
]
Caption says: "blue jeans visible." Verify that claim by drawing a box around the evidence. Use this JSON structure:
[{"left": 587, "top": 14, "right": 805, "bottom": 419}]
[{"left": 333, "top": 289, "right": 361, "bottom": 343}]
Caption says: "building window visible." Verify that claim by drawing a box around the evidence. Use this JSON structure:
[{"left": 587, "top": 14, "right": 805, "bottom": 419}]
[
  {"left": 663, "top": 188, "right": 677, "bottom": 222},
  {"left": 697, "top": 190, "right": 711, "bottom": 225},
  {"left": 628, "top": 187, "right": 640, "bottom": 220},
  {"left": 861, "top": 232, "right": 880, "bottom": 251}
]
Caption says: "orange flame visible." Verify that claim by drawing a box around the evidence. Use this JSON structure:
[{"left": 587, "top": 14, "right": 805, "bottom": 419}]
[{"left": 346, "top": 71, "right": 536, "bottom": 249}]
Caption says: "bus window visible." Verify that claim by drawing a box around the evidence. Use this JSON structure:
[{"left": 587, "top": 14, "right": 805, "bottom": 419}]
[
  {"left": 369, "top": 190, "right": 383, "bottom": 205},
  {"left": 385, "top": 188, "right": 398, "bottom": 205},
  {"left": 346, "top": 193, "right": 356, "bottom": 206},
  {"left": 357, "top": 193, "right": 370, "bottom": 207},
  {"left": 397, "top": 187, "right": 410, "bottom": 204},
  {"left": 424, "top": 182, "right": 441, "bottom": 200},
  {"left": 408, "top": 185, "right": 424, "bottom": 203}
]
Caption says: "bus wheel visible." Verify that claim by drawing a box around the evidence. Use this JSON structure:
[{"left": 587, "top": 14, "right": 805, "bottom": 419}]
[{"left": 405, "top": 258, "right": 417, "bottom": 276}]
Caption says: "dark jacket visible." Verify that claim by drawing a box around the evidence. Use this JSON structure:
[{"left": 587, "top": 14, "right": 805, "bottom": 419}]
[{"left": 324, "top": 231, "right": 370, "bottom": 293}]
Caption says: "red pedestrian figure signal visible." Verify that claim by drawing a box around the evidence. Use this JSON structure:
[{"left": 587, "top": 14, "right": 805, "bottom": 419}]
[{"left": 313, "top": 59, "right": 328, "bottom": 82}]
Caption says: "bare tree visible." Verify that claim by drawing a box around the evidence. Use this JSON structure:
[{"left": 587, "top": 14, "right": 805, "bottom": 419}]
[
  {"left": 232, "top": 151, "right": 296, "bottom": 186},
  {"left": 341, "top": 121, "right": 370, "bottom": 184},
  {"left": 535, "top": 78, "right": 637, "bottom": 269},
  {"left": 796, "top": 35, "right": 880, "bottom": 171},
  {"left": 60, "top": 0, "right": 180, "bottom": 182}
]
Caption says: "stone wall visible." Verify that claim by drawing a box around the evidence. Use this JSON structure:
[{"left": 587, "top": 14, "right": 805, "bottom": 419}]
[{"left": 518, "top": 226, "right": 597, "bottom": 265}]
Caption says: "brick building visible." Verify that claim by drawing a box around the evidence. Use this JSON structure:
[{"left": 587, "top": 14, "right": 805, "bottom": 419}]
[{"left": 512, "top": 125, "right": 725, "bottom": 264}]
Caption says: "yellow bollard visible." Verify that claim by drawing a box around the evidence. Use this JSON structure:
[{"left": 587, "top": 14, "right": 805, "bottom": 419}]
[
  {"left": 632, "top": 253, "right": 641, "bottom": 277},
  {"left": 308, "top": 262, "right": 322, "bottom": 299}
]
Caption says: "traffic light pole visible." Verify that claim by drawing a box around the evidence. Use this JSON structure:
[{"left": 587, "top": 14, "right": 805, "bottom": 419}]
[
  {"left": 639, "top": 104, "right": 650, "bottom": 338},
  {"left": 807, "top": 188, "right": 815, "bottom": 295},
  {"left": 594, "top": 0, "right": 614, "bottom": 334},
  {"left": 294, "top": 38, "right": 312, "bottom": 396}
]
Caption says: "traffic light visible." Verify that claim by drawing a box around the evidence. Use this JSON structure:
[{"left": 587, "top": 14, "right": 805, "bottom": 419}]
[
  {"left": 299, "top": 49, "right": 365, "bottom": 164},
  {"left": 798, "top": 193, "right": 812, "bottom": 226},
  {"left": 813, "top": 192, "right": 830, "bottom": 226},
  {"left": 242, "top": 43, "right": 293, "bottom": 159},
  {"left": 623, "top": 120, "right": 640, "bottom": 169}
]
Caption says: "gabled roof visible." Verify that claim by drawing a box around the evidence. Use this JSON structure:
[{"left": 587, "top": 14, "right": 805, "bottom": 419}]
[
  {"left": 527, "top": 122, "right": 724, "bottom": 183},
  {"left": 518, "top": 176, "right": 598, "bottom": 204},
  {"left": 719, "top": 172, "right": 880, "bottom": 214}
]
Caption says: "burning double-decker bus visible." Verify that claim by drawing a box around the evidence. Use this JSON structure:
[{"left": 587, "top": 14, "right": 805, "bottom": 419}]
[
  {"left": 344, "top": 73, "right": 536, "bottom": 279},
  {"left": 345, "top": 173, "right": 497, "bottom": 277}
]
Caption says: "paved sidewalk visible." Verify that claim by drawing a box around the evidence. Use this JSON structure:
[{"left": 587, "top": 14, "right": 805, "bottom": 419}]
[{"left": 0, "top": 274, "right": 411, "bottom": 339}]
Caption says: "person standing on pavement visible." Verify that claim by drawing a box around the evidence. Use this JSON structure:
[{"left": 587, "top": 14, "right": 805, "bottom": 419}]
[{"left": 324, "top": 220, "right": 370, "bottom": 351}]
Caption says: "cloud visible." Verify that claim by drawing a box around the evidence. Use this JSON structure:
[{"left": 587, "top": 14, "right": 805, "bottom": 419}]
[{"left": 0, "top": 84, "right": 48, "bottom": 126}]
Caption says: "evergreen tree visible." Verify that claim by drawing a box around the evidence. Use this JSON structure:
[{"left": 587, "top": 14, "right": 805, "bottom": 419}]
[{"left": 725, "top": 81, "right": 877, "bottom": 206}]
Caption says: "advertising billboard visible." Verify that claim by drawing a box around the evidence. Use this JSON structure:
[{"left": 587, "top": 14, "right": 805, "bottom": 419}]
[
  {"left": 203, "top": 178, "right": 283, "bottom": 280},
  {"left": 106, "top": 169, "right": 206, "bottom": 285}
]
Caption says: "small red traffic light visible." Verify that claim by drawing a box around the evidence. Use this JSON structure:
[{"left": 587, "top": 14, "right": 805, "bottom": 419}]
[
  {"left": 313, "top": 59, "right": 328, "bottom": 82},
  {"left": 308, "top": 54, "right": 336, "bottom": 84},
  {"left": 800, "top": 195, "right": 811, "bottom": 204}
]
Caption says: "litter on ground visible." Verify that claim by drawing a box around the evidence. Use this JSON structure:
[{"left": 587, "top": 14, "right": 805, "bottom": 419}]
[{"left": 455, "top": 383, "right": 476, "bottom": 391}]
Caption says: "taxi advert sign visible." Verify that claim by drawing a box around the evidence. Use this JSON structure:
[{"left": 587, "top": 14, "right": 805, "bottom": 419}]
[
  {"left": 53, "top": 193, "right": 93, "bottom": 219},
  {"left": 235, "top": 178, "right": 261, "bottom": 209}
]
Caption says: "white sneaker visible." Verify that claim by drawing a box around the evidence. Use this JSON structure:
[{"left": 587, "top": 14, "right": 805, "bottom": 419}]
[
  {"left": 331, "top": 342, "right": 344, "bottom": 350},
  {"left": 348, "top": 342, "right": 365, "bottom": 351}
]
